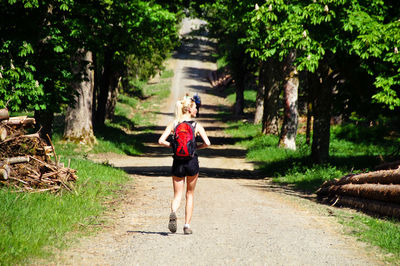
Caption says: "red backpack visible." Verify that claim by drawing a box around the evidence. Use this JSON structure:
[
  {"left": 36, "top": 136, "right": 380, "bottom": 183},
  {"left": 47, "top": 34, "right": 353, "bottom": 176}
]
[{"left": 172, "top": 121, "right": 197, "bottom": 159}]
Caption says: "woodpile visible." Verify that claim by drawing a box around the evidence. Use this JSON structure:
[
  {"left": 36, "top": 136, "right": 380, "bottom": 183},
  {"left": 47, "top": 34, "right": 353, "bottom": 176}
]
[
  {"left": 207, "top": 68, "right": 233, "bottom": 89},
  {"left": 317, "top": 167, "right": 400, "bottom": 218},
  {"left": 0, "top": 108, "right": 78, "bottom": 193}
]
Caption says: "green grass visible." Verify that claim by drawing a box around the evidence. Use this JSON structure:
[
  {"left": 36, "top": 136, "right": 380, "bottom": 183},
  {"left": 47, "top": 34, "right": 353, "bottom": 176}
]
[
  {"left": 337, "top": 212, "right": 400, "bottom": 263},
  {"left": 0, "top": 68, "right": 173, "bottom": 265},
  {"left": 226, "top": 89, "right": 257, "bottom": 106},
  {"left": 160, "top": 69, "right": 174, "bottom": 79},
  {"left": 0, "top": 159, "right": 129, "bottom": 265}
]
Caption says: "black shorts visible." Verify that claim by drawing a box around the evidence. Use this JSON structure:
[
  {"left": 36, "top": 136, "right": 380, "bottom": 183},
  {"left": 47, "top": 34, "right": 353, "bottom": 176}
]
[{"left": 172, "top": 155, "right": 199, "bottom": 178}]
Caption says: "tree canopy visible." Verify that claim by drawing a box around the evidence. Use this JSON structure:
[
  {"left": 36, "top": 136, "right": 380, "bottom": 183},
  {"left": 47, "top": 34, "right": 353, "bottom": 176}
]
[{"left": 0, "top": 0, "right": 179, "bottom": 113}]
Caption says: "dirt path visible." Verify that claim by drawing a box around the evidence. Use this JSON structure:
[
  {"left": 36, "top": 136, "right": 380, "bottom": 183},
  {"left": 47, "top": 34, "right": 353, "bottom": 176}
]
[{"left": 56, "top": 19, "right": 382, "bottom": 265}]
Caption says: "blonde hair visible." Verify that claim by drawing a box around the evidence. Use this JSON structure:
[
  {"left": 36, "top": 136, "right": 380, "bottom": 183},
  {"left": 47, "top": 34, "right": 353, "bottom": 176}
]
[{"left": 174, "top": 96, "right": 194, "bottom": 122}]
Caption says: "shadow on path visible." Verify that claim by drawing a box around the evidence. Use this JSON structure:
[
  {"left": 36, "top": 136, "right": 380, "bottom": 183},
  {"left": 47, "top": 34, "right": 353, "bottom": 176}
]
[
  {"left": 120, "top": 166, "right": 263, "bottom": 179},
  {"left": 127, "top": 231, "right": 169, "bottom": 236}
]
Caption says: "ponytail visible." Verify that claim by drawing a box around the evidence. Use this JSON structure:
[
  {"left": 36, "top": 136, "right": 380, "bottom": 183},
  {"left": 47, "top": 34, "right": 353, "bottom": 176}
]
[{"left": 174, "top": 96, "right": 193, "bottom": 123}]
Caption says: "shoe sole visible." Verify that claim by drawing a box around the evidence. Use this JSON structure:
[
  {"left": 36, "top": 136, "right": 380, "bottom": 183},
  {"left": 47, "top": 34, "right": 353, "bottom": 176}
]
[
  {"left": 183, "top": 228, "right": 193, "bottom": 235},
  {"left": 168, "top": 212, "right": 177, "bottom": 233}
]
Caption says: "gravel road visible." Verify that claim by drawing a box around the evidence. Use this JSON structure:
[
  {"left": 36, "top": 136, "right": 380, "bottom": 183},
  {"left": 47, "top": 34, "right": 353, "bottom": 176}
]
[{"left": 55, "top": 18, "right": 382, "bottom": 266}]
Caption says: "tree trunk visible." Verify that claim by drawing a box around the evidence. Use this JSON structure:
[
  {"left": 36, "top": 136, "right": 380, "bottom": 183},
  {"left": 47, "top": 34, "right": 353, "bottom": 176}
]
[
  {"left": 92, "top": 52, "right": 99, "bottom": 125},
  {"left": 279, "top": 50, "right": 299, "bottom": 150},
  {"left": 311, "top": 63, "right": 333, "bottom": 163},
  {"left": 94, "top": 49, "right": 112, "bottom": 127},
  {"left": 306, "top": 102, "right": 312, "bottom": 145},
  {"left": 63, "top": 50, "right": 96, "bottom": 145},
  {"left": 305, "top": 71, "right": 314, "bottom": 145},
  {"left": 254, "top": 62, "right": 265, "bottom": 124},
  {"left": 262, "top": 58, "right": 281, "bottom": 135},
  {"left": 105, "top": 74, "right": 121, "bottom": 120},
  {"left": 233, "top": 64, "right": 245, "bottom": 116},
  {"left": 34, "top": 109, "right": 54, "bottom": 144}
]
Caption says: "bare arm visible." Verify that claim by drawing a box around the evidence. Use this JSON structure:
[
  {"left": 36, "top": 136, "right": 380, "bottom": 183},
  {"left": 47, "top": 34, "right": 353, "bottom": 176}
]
[
  {"left": 196, "top": 123, "right": 211, "bottom": 149},
  {"left": 158, "top": 123, "right": 173, "bottom": 147}
]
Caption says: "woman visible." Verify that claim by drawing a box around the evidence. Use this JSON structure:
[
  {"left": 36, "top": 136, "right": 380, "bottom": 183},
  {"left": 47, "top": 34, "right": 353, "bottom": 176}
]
[{"left": 158, "top": 96, "right": 211, "bottom": 234}]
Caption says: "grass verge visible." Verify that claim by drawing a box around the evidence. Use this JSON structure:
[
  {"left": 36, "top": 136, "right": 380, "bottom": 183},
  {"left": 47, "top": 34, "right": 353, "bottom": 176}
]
[{"left": 0, "top": 68, "right": 172, "bottom": 265}]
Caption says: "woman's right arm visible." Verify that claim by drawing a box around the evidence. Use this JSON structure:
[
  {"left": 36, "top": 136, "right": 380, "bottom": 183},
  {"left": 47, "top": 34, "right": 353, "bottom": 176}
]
[{"left": 158, "top": 123, "right": 173, "bottom": 147}]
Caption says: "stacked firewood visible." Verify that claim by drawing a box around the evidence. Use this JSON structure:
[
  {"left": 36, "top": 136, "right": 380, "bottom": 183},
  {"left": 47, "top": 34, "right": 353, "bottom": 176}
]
[
  {"left": 0, "top": 108, "right": 78, "bottom": 193},
  {"left": 207, "top": 68, "right": 233, "bottom": 89},
  {"left": 317, "top": 167, "right": 400, "bottom": 218}
]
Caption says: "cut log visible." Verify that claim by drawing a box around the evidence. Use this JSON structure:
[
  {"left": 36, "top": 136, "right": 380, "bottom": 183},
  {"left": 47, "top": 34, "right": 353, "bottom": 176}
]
[
  {"left": 6, "top": 117, "right": 36, "bottom": 126},
  {"left": 336, "top": 183, "right": 400, "bottom": 204},
  {"left": 0, "top": 126, "right": 7, "bottom": 141},
  {"left": 0, "top": 109, "right": 9, "bottom": 121},
  {"left": 335, "top": 195, "right": 400, "bottom": 218},
  {"left": 0, "top": 165, "right": 10, "bottom": 180},
  {"left": 5, "top": 156, "right": 30, "bottom": 164},
  {"left": 375, "top": 161, "right": 400, "bottom": 170},
  {"left": 337, "top": 169, "right": 400, "bottom": 185}
]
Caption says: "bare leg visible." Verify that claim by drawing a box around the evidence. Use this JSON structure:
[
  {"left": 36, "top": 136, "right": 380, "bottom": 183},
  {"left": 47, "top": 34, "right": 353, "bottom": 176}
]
[
  {"left": 171, "top": 176, "right": 185, "bottom": 212},
  {"left": 185, "top": 173, "right": 199, "bottom": 225}
]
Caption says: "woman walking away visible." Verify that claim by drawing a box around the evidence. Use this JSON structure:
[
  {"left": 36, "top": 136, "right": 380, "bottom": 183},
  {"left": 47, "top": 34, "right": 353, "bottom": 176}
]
[{"left": 158, "top": 96, "right": 211, "bottom": 234}]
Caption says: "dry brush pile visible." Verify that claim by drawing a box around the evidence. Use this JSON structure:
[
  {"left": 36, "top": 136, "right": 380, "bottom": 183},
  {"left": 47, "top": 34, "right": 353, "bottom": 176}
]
[
  {"left": 0, "top": 108, "right": 78, "bottom": 193},
  {"left": 207, "top": 67, "right": 233, "bottom": 89},
  {"left": 317, "top": 166, "right": 400, "bottom": 218}
]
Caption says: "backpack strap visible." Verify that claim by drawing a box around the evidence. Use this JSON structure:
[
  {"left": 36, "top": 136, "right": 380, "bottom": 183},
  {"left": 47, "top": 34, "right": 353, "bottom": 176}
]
[
  {"left": 173, "top": 120, "right": 197, "bottom": 136},
  {"left": 188, "top": 121, "right": 197, "bottom": 136}
]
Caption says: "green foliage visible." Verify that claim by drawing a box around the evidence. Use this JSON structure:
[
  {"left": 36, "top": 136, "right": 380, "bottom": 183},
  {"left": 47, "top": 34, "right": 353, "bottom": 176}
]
[
  {"left": 0, "top": 0, "right": 179, "bottom": 115},
  {"left": 201, "top": 0, "right": 400, "bottom": 110},
  {"left": 331, "top": 123, "right": 389, "bottom": 144},
  {"left": 0, "top": 0, "right": 82, "bottom": 112},
  {"left": 344, "top": 6, "right": 400, "bottom": 109}
]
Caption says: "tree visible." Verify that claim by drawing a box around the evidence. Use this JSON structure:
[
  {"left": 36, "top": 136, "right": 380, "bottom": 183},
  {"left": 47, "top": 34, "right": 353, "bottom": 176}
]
[
  {"left": 91, "top": 0, "right": 178, "bottom": 127},
  {"left": 253, "top": 61, "right": 266, "bottom": 124},
  {"left": 0, "top": 0, "right": 179, "bottom": 142},
  {"left": 262, "top": 58, "right": 281, "bottom": 135},
  {"left": 63, "top": 50, "right": 96, "bottom": 145},
  {"left": 279, "top": 50, "right": 299, "bottom": 150},
  {"left": 0, "top": 0, "right": 84, "bottom": 140},
  {"left": 201, "top": 0, "right": 258, "bottom": 116}
]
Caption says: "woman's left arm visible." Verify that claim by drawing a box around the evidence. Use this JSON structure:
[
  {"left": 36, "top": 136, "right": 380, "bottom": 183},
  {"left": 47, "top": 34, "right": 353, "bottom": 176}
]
[
  {"left": 158, "top": 123, "right": 173, "bottom": 147},
  {"left": 196, "top": 123, "right": 211, "bottom": 149}
]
